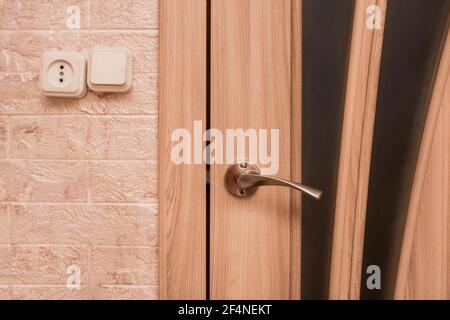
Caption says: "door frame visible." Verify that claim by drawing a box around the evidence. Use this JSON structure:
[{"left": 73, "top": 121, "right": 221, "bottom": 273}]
[
  {"left": 159, "top": 0, "right": 450, "bottom": 301},
  {"left": 158, "top": 0, "right": 207, "bottom": 300}
]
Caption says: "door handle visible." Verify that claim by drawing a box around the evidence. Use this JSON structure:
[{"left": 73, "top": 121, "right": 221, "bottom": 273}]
[{"left": 224, "top": 161, "right": 323, "bottom": 200}]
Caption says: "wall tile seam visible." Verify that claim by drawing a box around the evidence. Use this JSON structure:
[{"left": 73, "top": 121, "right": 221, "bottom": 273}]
[
  {"left": 0, "top": 159, "right": 157, "bottom": 163},
  {"left": 7, "top": 204, "right": 11, "bottom": 245},
  {"left": 2, "top": 285, "right": 88, "bottom": 288},
  {"left": 87, "top": 245, "right": 93, "bottom": 288},
  {"left": 1, "top": 202, "right": 158, "bottom": 205},
  {"left": 0, "top": 285, "right": 159, "bottom": 292},
  {"left": 0, "top": 29, "right": 159, "bottom": 34},
  {"left": 1, "top": 284, "right": 158, "bottom": 288},
  {"left": 0, "top": 72, "right": 157, "bottom": 77},
  {"left": 0, "top": 202, "right": 158, "bottom": 206},
  {"left": 88, "top": 0, "right": 92, "bottom": 31},
  {"left": 0, "top": 201, "right": 88, "bottom": 205},
  {"left": 86, "top": 161, "right": 92, "bottom": 203},
  {"left": 5, "top": 115, "right": 158, "bottom": 119},
  {"left": 99, "top": 285, "right": 159, "bottom": 289},
  {"left": 6, "top": 115, "right": 10, "bottom": 159},
  {"left": 0, "top": 113, "right": 159, "bottom": 117},
  {"left": 0, "top": 70, "right": 158, "bottom": 74},
  {"left": 0, "top": 244, "right": 158, "bottom": 249},
  {"left": 4, "top": 244, "right": 159, "bottom": 248},
  {"left": 3, "top": 159, "right": 158, "bottom": 162},
  {"left": 5, "top": 34, "right": 10, "bottom": 73}
]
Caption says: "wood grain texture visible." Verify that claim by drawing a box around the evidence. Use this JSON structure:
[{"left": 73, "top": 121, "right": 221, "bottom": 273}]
[
  {"left": 394, "top": 27, "right": 450, "bottom": 300},
  {"left": 290, "top": 0, "right": 302, "bottom": 300},
  {"left": 159, "top": 0, "right": 207, "bottom": 300},
  {"left": 405, "top": 74, "right": 450, "bottom": 300},
  {"left": 329, "top": 0, "right": 386, "bottom": 300},
  {"left": 210, "top": 0, "right": 293, "bottom": 299}
]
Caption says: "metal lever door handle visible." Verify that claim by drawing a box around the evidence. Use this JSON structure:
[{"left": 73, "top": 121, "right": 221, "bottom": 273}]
[{"left": 224, "top": 161, "right": 323, "bottom": 200}]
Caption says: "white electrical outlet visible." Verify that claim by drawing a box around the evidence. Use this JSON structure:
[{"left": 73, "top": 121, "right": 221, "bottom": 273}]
[{"left": 40, "top": 51, "right": 87, "bottom": 98}]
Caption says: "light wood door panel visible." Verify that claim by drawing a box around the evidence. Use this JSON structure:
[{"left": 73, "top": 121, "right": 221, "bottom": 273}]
[{"left": 210, "top": 0, "right": 294, "bottom": 299}]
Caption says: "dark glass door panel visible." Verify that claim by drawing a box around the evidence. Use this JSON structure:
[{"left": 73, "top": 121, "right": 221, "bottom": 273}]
[{"left": 301, "top": 0, "right": 355, "bottom": 299}]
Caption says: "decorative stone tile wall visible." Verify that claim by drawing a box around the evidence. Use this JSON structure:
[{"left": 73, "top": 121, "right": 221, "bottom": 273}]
[{"left": 0, "top": 0, "right": 159, "bottom": 300}]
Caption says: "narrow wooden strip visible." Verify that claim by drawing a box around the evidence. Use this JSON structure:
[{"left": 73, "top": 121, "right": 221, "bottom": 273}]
[
  {"left": 348, "top": 0, "right": 388, "bottom": 298},
  {"left": 158, "top": 0, "right": 207, "bottom": 299},
  {"left": 329, "top": 0, "right": 386, "bottom": 300},
  {"left": 290, "top": 0, "right": 302, "bottom": 300},
  {"left": 394, "top": 26, "right": 450, "bottom": 300}
]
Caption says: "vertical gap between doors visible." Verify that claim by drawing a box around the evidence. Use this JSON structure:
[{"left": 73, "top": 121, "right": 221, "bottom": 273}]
[{"left": 206, "top": 0, "right": 211, "bottom": 301}]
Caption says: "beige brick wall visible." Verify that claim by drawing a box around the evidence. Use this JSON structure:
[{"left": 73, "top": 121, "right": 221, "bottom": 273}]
[{"left": 0, "top": 0, "right": 159, "bottom": 300}]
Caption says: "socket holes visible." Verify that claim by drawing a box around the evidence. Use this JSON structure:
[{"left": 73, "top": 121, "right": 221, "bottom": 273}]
[
  {"left": 59, "top": 65, "right": 65, "bottom": 84},
  {"left": 47, "top": 60, "right": 74, "bottom": 87},
  {"left": 59, "top": 67, "right": 65, "bottom": 84}
]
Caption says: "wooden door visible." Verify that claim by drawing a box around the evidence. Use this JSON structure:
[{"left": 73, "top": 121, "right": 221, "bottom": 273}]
[
  {"left": 160, "top": 0, "right": 388, "bottom": 300},
  {"left": 159, "top": 0, "right": 207, "bottom": 300},
  {"left": 160, "top": 0, "right": 450, "bottom": 300}
]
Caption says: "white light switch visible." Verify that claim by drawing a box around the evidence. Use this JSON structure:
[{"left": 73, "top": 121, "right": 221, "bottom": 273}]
[{"left": 87, "top": 47, "right": 132, "bottom": 93}]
